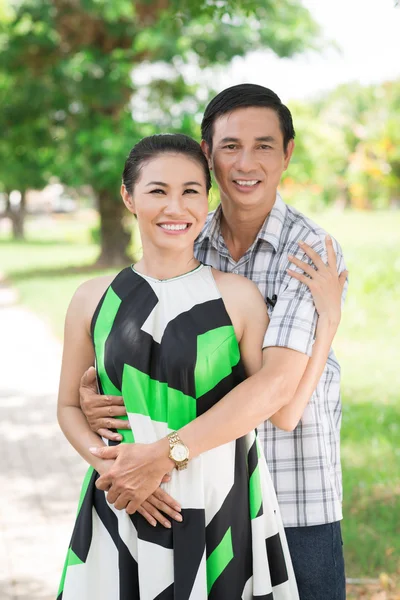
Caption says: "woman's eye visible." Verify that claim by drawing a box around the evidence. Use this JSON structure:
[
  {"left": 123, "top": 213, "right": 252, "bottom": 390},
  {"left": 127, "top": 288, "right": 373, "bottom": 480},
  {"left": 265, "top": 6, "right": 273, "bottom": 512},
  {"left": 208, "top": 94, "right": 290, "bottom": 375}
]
[
  {"left": 183, "top": 188, "right": 198, "bottom": 195},
  {"left": 149, "top": 189, "right": 165, "bottom": 194}
]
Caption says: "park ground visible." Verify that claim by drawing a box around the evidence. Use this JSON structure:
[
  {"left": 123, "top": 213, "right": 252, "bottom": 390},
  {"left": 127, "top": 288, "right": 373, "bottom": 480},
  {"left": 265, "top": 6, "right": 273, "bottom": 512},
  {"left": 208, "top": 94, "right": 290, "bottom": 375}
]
[{"left": 0, "top": 208, "right": 399, "bottom": 599}]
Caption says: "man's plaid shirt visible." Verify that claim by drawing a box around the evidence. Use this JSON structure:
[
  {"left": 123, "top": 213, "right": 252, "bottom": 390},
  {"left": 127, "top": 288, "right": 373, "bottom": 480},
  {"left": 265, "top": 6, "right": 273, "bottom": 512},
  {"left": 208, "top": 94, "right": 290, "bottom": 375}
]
[{"left": 194, "top": 193, "right": 347, "bottom": 527}]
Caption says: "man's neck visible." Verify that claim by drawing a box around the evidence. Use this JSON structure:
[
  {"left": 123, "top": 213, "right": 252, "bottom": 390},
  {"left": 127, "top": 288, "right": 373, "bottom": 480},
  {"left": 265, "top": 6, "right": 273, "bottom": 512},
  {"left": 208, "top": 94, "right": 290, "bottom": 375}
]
[{"left": 219, "top": 200, "right": 273, "bottom": 263}]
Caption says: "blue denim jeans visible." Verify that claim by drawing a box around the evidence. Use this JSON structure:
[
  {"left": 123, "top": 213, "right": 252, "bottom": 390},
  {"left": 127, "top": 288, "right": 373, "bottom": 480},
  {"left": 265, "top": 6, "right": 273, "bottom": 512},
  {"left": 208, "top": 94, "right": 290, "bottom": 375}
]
[{"left": 285, "top": 521, "right": 346, "bottom": 600}]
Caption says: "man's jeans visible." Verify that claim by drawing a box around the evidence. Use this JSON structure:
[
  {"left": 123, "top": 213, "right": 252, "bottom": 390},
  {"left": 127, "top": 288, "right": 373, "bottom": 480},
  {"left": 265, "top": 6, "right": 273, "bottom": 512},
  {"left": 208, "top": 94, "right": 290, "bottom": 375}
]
[{"left": 285, "top": 521, "right": 346, "bottom": 600}]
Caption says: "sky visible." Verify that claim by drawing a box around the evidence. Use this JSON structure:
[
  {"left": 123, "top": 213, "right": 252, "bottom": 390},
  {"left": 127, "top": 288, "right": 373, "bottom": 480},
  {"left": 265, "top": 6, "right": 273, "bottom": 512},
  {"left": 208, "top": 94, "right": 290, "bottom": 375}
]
[{"left": 215, "top": 0, "right": 400, "bottom": 102}]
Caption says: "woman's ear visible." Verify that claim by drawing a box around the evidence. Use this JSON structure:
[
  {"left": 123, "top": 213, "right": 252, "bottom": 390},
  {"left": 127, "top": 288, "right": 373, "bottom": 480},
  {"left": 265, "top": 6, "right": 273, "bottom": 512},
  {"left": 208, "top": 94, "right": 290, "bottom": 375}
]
[{"left": 121, "top": 184, "right": 136, "bottom": 215}]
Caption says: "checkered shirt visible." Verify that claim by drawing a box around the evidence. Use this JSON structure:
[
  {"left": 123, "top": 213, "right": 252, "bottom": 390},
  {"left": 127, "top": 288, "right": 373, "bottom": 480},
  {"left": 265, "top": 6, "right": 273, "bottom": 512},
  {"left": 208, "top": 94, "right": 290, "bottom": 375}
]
[{"left": 194, "top": 193, "right": 347, "bottom": 527}]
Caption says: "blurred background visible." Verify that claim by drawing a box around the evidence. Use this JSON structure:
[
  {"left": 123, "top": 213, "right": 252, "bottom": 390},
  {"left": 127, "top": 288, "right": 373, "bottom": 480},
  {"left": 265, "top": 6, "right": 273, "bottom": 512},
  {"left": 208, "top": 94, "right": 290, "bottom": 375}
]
[{"left": 0, "top": 0, "right": 399, "bottom": 598}]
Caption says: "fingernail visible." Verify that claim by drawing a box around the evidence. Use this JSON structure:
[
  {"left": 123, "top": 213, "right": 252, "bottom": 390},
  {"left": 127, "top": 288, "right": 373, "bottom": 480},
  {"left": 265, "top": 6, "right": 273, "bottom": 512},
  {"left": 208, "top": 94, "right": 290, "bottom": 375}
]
[
  {"left": 298, "top": 240, "right": 304, "bottom": 245},
  {"left": 175, "top": 514, "right": 183, "bottom": 522},
  {"left": 114, "top": 435, "right": 122, "bottom": 441},
  {"left": 164, "top": 521, "right": 172, "bottom": 528},
  {"left": 89, "top": 447, "right": 98, "bottom": 454},
  {"left": 152, "top": 521, "right": 157, "bottom": 527},
  {"left": 288, "top": 254, "right": 294, "bottom": 259},
  {"left": 174, "top": 505, "right": 181, "bottom": 512},
  {"left": 326, "top": 235, "right": 332, "bottom": 241}
]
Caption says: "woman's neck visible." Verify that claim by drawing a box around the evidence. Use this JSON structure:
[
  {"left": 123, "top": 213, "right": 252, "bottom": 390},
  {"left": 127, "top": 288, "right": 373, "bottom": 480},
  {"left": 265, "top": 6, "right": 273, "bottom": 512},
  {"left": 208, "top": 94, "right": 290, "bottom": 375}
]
[{"left": 134, "top": 246, "right": 200, "bottom": 281}]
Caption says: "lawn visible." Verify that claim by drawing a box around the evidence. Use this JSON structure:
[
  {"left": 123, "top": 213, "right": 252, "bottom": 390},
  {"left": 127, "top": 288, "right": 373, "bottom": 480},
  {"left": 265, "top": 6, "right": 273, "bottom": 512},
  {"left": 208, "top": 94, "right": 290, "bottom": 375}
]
[{"left": 1, "top": 208, "right": 399, "bottom": 586}]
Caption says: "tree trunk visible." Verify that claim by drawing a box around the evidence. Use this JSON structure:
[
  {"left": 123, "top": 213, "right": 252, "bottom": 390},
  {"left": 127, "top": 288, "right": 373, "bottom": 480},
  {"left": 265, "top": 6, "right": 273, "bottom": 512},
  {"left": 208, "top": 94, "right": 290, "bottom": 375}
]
[
  {"left": 96, "top": 189, "right": 132, "bottom": 267},
  {"left": 5, "top": 190, "right": 26, "bottom": 240}
]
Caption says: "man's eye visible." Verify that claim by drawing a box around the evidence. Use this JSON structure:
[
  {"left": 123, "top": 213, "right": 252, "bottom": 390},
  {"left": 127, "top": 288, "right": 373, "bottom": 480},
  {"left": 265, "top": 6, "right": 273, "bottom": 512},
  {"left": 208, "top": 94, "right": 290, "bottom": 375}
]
[
  {"left": 183, "top": 188, "right": 198, "bottom": 194},
  {"left": 224, "top": 144, "right": 237, "bottom": 150},
  {"left": 259, "top": 144, "right": 272, "bottom": 150},
  {"left": 149, "top": 189, "right": 165, "bottom": 194}
]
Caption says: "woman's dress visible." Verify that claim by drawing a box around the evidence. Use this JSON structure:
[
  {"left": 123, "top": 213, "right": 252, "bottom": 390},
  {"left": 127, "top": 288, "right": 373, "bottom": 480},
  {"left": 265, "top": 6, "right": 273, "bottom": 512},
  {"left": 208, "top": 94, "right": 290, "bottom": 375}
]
[{"left": 58, "top": 264, "right": 299, "bottom": 599}]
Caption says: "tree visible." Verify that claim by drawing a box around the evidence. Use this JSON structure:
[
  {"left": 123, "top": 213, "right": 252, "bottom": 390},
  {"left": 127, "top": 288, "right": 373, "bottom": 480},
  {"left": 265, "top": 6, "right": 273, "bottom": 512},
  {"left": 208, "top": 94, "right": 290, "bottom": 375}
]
[{"left": 1, "top": 0, "right": 320, "bottom": 264}]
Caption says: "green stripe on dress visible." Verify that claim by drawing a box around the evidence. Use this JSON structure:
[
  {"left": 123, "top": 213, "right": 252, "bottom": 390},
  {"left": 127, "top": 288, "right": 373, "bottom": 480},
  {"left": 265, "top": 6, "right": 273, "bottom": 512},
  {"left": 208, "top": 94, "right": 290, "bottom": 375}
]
[
  {"left": 206, "top": 527, "right": 234, "bottom": 594},
  {"left": 93, "top": 287, "right": 133, "bottom": 442},
  {"left": 122, "top": 364, "right": 196, "bottom": 430},
  {"left": 249, "top": 462, "right": 263, "bottom": 520},
  {"left": 195, "top": 326, "right": 240, "bottom": 398}
]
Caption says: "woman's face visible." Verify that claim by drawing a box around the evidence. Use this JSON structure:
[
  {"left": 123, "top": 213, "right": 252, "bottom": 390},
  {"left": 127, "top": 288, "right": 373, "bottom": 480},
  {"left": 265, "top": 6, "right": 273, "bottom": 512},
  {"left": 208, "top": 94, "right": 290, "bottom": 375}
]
[{"left": 122, "top": 153, "right": 209, "bottom": 253}]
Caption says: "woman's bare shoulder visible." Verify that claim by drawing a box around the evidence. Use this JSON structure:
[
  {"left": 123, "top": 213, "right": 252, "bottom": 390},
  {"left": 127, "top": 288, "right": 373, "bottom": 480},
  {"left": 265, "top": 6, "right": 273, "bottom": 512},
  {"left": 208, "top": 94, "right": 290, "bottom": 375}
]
[{"left": 67, "top": 274, "right": 116, "bottom": 326}]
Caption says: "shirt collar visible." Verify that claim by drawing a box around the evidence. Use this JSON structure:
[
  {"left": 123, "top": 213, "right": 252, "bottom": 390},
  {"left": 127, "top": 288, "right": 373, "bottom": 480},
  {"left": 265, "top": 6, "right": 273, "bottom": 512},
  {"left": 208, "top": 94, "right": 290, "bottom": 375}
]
[{"left": 196, "top": 192, "right": 287, "bottom": 253}]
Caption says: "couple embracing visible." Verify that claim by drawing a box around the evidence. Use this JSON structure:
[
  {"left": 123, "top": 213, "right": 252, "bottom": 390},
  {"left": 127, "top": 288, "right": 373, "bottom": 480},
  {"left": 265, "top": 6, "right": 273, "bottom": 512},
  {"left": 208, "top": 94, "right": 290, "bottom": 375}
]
[{"left": 57, "top": 84, "right": 348, "bottom": 600}]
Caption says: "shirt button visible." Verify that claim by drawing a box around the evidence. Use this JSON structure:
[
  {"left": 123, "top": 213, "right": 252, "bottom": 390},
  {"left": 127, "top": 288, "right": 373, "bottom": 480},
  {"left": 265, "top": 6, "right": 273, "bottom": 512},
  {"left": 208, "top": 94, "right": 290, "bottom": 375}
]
[{"left": 233, "top": 269, "right": 239, "bottom": 274}]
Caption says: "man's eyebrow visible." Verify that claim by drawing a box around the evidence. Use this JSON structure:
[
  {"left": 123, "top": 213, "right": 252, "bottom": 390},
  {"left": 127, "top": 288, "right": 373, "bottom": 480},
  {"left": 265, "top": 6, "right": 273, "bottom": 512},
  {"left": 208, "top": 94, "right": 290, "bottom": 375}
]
[
  {"left": 218, "top": 136, "right": 277, "bottom": 144},
  {"left": 219, "top": 137, "right": 240, "bottom": 144},
  {"left": 255, "top": 136, "right": 276, "bottom": 143}
]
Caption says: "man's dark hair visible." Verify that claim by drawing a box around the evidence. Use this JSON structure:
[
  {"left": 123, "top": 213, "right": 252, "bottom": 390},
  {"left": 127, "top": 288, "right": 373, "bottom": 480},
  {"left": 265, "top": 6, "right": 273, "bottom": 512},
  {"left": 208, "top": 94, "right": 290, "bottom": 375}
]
[
  {"left": 201, "top": 83, "right": 295, "bottom": 152},
  {"left": 122, "top": 133, "right": 212, "bottom": 194}
]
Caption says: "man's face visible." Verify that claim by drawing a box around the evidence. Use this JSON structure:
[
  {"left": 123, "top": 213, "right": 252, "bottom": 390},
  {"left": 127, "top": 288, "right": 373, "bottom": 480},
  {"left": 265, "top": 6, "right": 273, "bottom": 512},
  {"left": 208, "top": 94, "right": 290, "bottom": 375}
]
[{"left": 203, "top": 106, "right": 294, "bottom": 213}]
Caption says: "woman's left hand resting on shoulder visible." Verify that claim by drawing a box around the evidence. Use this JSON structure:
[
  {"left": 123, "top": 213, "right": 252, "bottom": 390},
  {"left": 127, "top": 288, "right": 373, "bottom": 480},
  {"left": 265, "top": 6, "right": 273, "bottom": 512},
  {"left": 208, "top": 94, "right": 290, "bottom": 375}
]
[{"left": 287, "top": 235, "right": 347, "bottom": 328}]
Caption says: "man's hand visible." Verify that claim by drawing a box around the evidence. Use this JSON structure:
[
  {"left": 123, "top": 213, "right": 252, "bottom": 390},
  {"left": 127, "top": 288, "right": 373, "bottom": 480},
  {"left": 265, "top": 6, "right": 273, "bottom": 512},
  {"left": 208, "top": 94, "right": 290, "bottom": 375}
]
[
  {"left": 80, "top": 366, "right": 130, "bottom": 441},
  {"left": 90, "top": 440, "right": 174, "bottom": 514}
]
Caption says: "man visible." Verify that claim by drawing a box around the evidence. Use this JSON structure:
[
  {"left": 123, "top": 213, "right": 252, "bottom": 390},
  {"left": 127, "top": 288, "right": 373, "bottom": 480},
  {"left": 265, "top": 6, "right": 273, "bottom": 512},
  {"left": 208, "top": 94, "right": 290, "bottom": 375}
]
[{"left": 81, "top": 84, "right": 347, "bottom": 598}]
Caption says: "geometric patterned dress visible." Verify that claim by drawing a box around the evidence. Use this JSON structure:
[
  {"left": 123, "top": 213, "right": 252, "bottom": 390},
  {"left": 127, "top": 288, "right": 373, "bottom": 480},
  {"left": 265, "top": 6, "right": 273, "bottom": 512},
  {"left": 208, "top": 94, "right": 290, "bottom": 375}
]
[{"left": 57, "top": 263, "right": 299, "bottom": 599}]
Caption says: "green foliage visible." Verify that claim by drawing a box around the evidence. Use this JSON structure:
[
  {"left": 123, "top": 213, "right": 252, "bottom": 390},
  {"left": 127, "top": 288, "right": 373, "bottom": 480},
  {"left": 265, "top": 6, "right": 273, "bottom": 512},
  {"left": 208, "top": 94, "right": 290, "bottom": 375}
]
[
  {"left": 282, "top": 80, "right": 400, "bottom": 210},
  {"left": 0, "top": 0, "right": 319, "bottom": 258}
]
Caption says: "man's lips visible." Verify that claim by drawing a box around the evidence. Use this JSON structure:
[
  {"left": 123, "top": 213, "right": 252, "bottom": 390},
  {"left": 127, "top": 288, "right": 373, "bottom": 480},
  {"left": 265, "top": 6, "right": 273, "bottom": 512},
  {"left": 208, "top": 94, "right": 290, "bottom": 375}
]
[{"left": 232, "top": 179, "right": 261, "bottom": 192}]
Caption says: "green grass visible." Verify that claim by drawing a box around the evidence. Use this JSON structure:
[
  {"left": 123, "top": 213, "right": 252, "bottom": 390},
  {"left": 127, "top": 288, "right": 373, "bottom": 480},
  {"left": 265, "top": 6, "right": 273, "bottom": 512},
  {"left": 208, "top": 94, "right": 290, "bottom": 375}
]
[{"left": 1, "top": 209, "right": 399, "bottom": 578}]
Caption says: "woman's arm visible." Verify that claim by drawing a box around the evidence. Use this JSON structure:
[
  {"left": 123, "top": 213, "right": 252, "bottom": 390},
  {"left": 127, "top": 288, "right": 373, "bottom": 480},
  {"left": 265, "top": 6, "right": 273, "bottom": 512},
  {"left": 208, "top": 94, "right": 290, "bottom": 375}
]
[
  {"left": 269, "top": 236, "right": 348, "bottom": 431},
  {"left": 57, "top": 279, "right": 114, "bottom": 476}
]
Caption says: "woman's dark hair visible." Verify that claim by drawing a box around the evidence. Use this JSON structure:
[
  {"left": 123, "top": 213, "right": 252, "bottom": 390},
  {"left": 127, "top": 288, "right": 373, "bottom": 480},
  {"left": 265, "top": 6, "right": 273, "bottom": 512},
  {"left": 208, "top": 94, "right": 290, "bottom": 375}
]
[
  {"left": 201, "top": 83, "right": 295, "bottom": 152},
  {"left": 122, "top": 133, "right": 212, "bottom": 194}
]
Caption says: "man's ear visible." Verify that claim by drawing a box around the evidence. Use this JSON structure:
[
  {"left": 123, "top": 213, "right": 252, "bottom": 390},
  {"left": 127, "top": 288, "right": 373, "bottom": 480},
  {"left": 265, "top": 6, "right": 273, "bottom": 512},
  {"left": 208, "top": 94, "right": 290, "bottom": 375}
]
[
  {"left": 121, "top": 184, "right": 136, "bottom": 215},
  {"left": 201, "top": 140, "right": 212, "bottom": 170},
  {"left": 283, "top": 139, "right": 295, "bottom": 171}
]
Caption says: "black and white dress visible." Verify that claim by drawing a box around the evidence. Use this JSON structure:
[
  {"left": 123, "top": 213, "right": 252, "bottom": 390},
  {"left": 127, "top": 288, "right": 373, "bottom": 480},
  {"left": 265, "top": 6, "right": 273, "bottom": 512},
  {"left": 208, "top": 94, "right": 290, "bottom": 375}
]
[{"left": 58, "top": 264, "right": 299, "bottom": 599}]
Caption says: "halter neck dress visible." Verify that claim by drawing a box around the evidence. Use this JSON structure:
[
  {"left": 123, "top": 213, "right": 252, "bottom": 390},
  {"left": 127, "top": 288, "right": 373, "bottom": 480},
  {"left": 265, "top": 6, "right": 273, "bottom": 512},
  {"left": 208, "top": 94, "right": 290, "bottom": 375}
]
[{"left": 58, "top": 263, "right": 298, "bottom": 600}]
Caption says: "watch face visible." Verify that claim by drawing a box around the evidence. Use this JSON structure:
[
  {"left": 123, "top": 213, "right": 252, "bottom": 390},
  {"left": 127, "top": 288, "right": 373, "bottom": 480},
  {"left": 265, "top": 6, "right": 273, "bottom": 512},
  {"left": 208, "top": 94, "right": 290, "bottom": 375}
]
[{"left": 171, "top": 443, "right": 188, "bottom": 462}]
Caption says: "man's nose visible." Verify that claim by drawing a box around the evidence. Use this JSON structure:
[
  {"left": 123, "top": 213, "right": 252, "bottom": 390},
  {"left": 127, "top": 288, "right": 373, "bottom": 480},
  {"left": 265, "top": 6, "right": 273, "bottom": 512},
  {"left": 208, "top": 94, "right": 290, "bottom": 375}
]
[{"left": 234, "top": 150, "right": 256, "bottom": 172}]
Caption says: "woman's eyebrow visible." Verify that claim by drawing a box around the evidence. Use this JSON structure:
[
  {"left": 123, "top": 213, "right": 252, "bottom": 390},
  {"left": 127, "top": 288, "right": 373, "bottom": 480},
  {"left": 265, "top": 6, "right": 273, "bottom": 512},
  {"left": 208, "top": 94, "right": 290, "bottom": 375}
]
[
  {"left": 183, "top": 181, "right": 202, "bottom": 186},
  {"left": 146, "top": 181, "right": 168, "bottom": 187}
]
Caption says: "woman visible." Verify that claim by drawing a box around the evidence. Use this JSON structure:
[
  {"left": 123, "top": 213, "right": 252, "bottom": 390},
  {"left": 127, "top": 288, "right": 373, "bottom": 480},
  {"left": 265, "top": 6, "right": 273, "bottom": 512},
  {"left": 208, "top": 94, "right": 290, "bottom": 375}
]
[{"left": 57, "top": 133, "right": 345, "bottom": 599}]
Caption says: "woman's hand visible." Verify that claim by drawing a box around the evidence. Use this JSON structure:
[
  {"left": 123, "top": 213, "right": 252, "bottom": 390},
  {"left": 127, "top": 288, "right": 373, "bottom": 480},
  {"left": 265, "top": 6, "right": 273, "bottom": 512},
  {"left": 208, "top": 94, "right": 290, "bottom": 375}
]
[
  {"left": 137, "top": 485, "right": 183, "bottom": 529},
  {"left": 287, "top": 235, "right": 348, "bottom": 330}
]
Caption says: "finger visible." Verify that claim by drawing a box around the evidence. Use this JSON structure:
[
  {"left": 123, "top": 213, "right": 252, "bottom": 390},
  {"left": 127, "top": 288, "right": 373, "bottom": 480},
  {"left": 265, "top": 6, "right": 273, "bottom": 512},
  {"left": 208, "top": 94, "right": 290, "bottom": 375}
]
[
  {"left": 339, "top": 270, "right": 348, "bottom": 291},
  {"left": 137, "top": 505, "right": 157, "bottom": 527},
  {"left": 96, "top": 475, "right": 112, "bottom": 492},
  {"left": 325, "top": 235, "right": 338, "bottom": 271},
  {"left": 90, "top": 445, "right": 120, "bottom": 459},
  {"left": 153, "top": 488, "right": 181, "bottom": 512},
  {"left": 80, "top": 365, "right": 97, "bottom": 387},
  {"left": 97, "top": 428, "right": 123, "bottom": 442},
  {"left": 126, "top": 500, "right": 139, "bottom": 515},
  {"left": 105, "top": 485, "right": 119, "bottom": 505},
  {"left": 114, "top": 493, "right": 130, "bottom": 511},
  {"left": 287, "top": 269, "right": 313, "bottom": 289},
  {"left": 99, "top": 418, "right": 131, "bottom": 430},
  {"left": 147, "top": 496, "right": 182, "bottom": 522},
  {"left": 160, "top": 474, "right": 171, "bottom": 484},
  {"left": 298, "top": 240, "right": 326, "bottom": 271},
  {"left": 288, "top": 254, "right": 318, "bottom": 279},
  {"left": 142, "top": 501, "right": 171, "bottom": 528}
]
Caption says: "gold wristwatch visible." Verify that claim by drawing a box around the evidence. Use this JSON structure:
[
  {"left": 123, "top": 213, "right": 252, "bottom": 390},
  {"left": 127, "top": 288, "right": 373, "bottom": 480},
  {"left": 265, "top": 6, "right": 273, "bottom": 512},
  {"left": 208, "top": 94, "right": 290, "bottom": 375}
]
[{"left": 167, "top": 432, "right": 189, "bottom": 470}]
